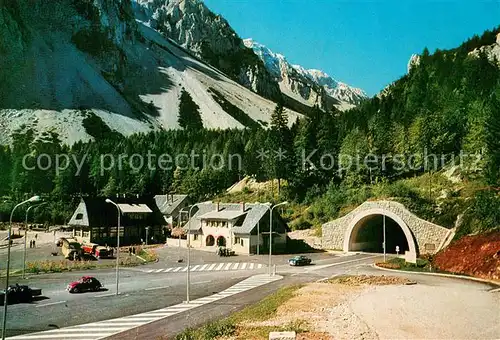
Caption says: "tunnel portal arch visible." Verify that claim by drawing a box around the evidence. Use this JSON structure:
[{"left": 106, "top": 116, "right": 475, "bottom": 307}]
[{"left": 343, "top": 208, "right": 418, "bottom": 260}]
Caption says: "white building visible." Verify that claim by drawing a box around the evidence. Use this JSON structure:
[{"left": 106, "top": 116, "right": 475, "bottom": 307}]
[{"left": 184, "top": 202, "right": 289, "bottom": 254}]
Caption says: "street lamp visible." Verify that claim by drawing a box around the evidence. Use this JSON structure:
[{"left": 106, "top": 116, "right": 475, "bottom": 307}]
[
  {"left": 185, "top": 203, "right": 200, "bottom": 303},
  {"left": 2, "top": 195, "right": 40, "bottom": 340},
  {"left": 23, "top": 202, "right": 47, "bottom": 279},
  {"left": 177, "top": 208, "right": 189, "bottom": 262},
  {"left": 105, "top": 199, "right": 121, "bottom": 296},
  {"left": 269, "top": 201, "right": 288, "bottom": 276},
  {"left": 383, "top": 214, "right": 386, "bottom": 262}
]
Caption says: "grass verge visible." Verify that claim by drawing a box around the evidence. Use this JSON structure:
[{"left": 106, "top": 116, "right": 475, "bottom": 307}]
[
  {"left": 175, "top": 285, "right": 303, "bottom": 340},
  {"left": 376, "top": 257, "right": 449, "bottom": 274}
]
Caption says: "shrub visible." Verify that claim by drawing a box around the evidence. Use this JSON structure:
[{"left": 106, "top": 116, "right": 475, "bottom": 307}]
[
  {"left": 200, "top": 320, "right": 236, "bottom": 339},
  {"left": 175, "top": 328, "right": 196, "bottom": 340},
  {"left": 290, "top": 216, "right": 312, "bottom": 230}
]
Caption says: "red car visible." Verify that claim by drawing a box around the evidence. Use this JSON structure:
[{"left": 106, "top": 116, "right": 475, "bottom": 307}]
[{"left": 67, "top": 276, "right": 102, "bottom": 293}]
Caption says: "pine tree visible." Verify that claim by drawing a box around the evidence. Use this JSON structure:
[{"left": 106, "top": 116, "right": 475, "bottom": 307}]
[
  {"left": 266, "top": 102, "right": 293, "bottom": 194},
  {"left": 178, "top": 89, "right": 203, "bottom": 130}
]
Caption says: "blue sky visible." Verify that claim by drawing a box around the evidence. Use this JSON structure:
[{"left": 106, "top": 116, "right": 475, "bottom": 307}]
[{"left": 203, "top": 0, "right": 500, "bottom": 96}]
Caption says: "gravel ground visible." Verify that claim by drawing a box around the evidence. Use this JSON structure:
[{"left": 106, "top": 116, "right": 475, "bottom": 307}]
[
  {"left": 352, "top": 282, "right": 500, "bottom": 339},
  {"left": 244, "top": 274, "right": 500, "bottom": 340}
]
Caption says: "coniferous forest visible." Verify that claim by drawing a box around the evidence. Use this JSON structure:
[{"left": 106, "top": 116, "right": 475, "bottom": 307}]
[{"left": 1, "top": 27, "right": 499, "bottom": 238}]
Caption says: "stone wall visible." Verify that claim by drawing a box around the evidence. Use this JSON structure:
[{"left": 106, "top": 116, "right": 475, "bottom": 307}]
[{"left": 322, "top": 200, "right": 452, "bottom": 255}]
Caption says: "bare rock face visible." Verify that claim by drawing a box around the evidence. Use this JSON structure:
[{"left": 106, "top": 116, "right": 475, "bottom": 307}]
[
  {"left": 407, "top": 54, "right": 421, "bottom": 73},
  {"left": 132, "top": 0, "right": 281, "bottom": 100},
  {"left": 468, "top": 32, "right": 500, "bottom": 67},
  {"left": 244, "top": 39, "right": 367, "bottom": 111}
]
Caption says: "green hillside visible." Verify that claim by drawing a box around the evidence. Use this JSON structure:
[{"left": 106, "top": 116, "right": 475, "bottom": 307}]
[{"left": 0, "top": 26, "right": 499, "bottom": 239}]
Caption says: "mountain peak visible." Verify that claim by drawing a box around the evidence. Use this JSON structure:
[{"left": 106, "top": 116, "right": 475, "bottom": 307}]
[{"left": 245, "top": 39, "right": 368, "bottom": 109}]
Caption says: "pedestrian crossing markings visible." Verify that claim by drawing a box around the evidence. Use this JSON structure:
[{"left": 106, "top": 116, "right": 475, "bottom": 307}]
[
  {"left": 144, "top": 262, "right": 263, "bottom": 273},
  {"left": 7, "top": 274, "right": 281, "bottom": 340}
]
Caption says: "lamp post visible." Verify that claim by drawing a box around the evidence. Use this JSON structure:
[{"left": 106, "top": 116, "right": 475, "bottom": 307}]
[
  {"left": 186, "top": 203, "right": 199, "bottom": 303},
  {"left": 269, "top": 201, "right": 288, "bottom": 276},
  {"left": 257, "top": 221, "right": 260, "bottom": 255},
  {"left": 383, "top": 214, "right": 386, "bottom": 262},
  {"left": 23, "top": 202, "right": 46, "bottom": 279},
  {"left": 105, "top": 199, "right": 121, "bottom": 296},
  {"left": 2, "top": 195, "right": 40, "bottom": 340},
  {"left": 177, "top": 209, "right": 188, "bottom": 262}
]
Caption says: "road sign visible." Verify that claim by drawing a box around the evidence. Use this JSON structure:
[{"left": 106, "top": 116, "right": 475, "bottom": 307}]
[{"left": 396, "top": 245, "right": 400, "bottom": 255}]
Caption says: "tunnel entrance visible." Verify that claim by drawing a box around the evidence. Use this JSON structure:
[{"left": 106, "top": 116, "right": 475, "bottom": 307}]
[{"left": 348, "top": 214, "right": 410, "bottom": 254}]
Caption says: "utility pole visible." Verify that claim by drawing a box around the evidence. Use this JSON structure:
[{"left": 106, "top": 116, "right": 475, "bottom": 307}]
[
  {"left": 257, "top": 221, "right": 260, "bottom": 255},
  {"left": 383, "top": 214, "right": 386, "bottom": 262}
]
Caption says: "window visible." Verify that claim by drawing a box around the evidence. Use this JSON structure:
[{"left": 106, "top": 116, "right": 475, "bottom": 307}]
[
  {"left": 193, "top": 234, "right": 198, "bottom": 241},
  {"left": 240, "top": 239, "right": 244, "bottom": 246},
  {"left": 75, "top": 213, "right": 83, "bottom": 220},
  {"left": 83, "top": 231, "right": 90, "bottom": 238},
  {"left": 235, "top": 237, "right": 240, "bottom": 244}
]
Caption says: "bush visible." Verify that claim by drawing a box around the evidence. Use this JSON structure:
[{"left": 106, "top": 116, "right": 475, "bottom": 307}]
[
  {"left": 200, "top": 320, "right": 236, "bottom": 339},
  {"left": 175, "top": 328, "right": 196, "bottom": 340},
  {"left": 290, "top": 216, "right": 312, "bottom": 230}
]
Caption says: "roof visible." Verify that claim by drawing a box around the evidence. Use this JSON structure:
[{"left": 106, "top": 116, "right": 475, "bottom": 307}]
[
  {"left": 186, "top": 202, "right": 288, "bottom": 234},
  {"left": 198, "top": 210, "right": 247, "bottom": 220},
  {"left": 68, "top": 197, "right": 166, "bottom": 227},
  {"left": 117, "top": 204, "right": 152, "bottom": 213},
  {"left": 154, "top": 195, "right": 189, "bottom": 216}
]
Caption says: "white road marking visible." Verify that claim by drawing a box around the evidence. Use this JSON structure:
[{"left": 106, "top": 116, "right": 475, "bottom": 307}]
[
  {"left": 207, "top": 263, "right": 217, "bottom": 271},
  {"left": 173, "top": 267, "right": 183, "bottom": 272},
  {"left": 249, "top": 263, "right": 254, "bottom": 270},
  {"left": 165, "top": 267, "right": 174, "bottom": 272},
  {"left": 215, "top": 263, "right": 225, "bottom": 270},
  {"left": 198, "top": 264, "right": 209, "bottom": 271},
  {"left": 241, "top": 263, "right": 248, "bottom": 270},
  {"left": 154, "top": 269, "right": 164, "bottom": 273},
  {"left": 231, "top": 263, "right": 239, "bottom": 270},
  {"left": 193, "top": 280, "right": 211, "bottom": 285},
  {"left": 181, "top": 266, "right": 188, "bottom": 272},
  {"left": 35, "top": 300, "right": 67, "bottom": 308},
  {"left": 224, "top": 263, "right": 233, "bottom": 270},
  {"left": 191, "top": 265, "right": 201, "bottom": 271},
  {"left": 257, "top": 264, "right": 263, "bottom": 268},
  {"left": 95, "top": 293, "right": 120, "bottom": 298},
  {"left": 145, "top": 285, "right": 170, "bottom": 291},
  {"left": 307, "top": 255, "right": 380, "bottom": 271}
]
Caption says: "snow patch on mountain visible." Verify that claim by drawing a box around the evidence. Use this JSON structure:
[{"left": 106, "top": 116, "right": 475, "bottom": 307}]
[
  {"left": 244, "top": 38, "right": 367, "bottom": 110},
  {"left": 0, "top": 1, "right": 301, "bottom": 145}
]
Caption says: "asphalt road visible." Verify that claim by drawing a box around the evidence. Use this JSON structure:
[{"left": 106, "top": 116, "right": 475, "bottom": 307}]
[{"left": 0, "top": 250, "right": 375, "bottom": 338}]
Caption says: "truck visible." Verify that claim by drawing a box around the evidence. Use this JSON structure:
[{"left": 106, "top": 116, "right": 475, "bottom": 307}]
[
  {"left": 81, "top": 243, "right": 113, "bottom": 259},
  {"left": 61, "top": 237, "right": 83, "bottom": 260}
]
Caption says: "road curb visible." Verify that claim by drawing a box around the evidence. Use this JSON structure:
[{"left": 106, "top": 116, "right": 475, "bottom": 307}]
[{"left": 372, "top": 264, "right": 500, "bottom": 287}]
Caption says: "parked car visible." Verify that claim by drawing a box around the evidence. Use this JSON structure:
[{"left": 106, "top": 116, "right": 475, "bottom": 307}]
[
  {"left": 0, "top": 284, "right": 42, "bottom": 305},
  {"left": 288, "top": 255, "right": 312, "bottom": 266},
  {"left": 67, "top": 276, "right": 102, "bottom": 293}
]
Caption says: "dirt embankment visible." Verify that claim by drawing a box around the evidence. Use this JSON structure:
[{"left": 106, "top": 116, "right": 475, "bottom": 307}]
[{"left": 434, "top": 231, "right": 500, "bottom": 281}]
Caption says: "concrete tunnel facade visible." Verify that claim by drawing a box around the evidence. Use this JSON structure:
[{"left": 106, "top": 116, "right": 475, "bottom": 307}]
[{"left": 322, "top": 201, "right": 454, "bottom": 263}]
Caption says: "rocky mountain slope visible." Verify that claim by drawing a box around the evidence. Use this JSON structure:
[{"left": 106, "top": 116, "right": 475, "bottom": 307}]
[
  {"left": 131, "top": 0, "right": 281, "bottom": 101},
  {"left": 244, "top": 39, "right": 367, "bottom": 111},
  {"left": 0, "top": 0, "right": 300, "bottom": 145}
]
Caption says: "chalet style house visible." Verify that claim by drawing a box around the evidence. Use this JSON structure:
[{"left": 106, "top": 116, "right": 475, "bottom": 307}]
[
  {"left": 184, "top": 202, "right": 289, "bottom": 254},
  {"left": 68, "top": 197, "right": 166, "bottom": 246}
]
